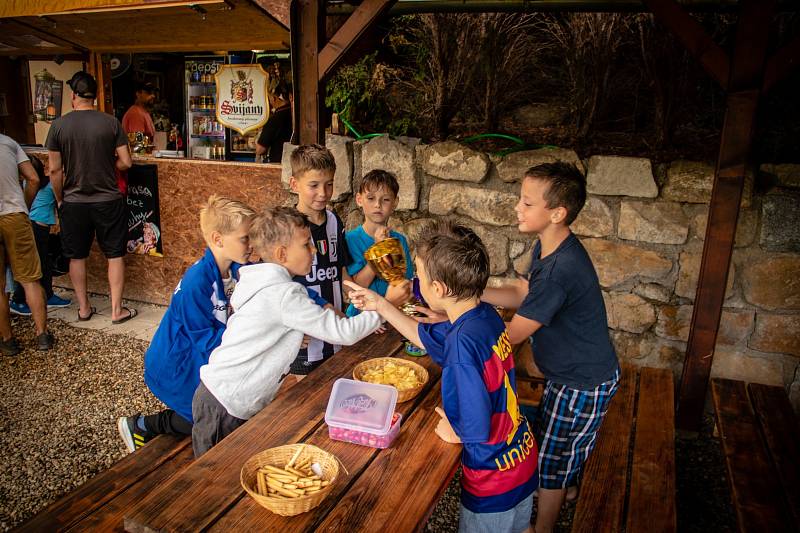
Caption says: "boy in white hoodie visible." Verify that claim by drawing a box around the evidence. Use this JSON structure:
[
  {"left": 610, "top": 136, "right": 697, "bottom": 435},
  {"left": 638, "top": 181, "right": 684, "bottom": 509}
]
[{"left": 192, "top": 206, "right": 382, "bottom": 457}]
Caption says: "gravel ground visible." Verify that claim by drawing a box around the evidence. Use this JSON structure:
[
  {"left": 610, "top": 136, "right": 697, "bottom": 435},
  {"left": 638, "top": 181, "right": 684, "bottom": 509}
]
[
  {"left": 0, "top": 314, "right": 733, "bottom": 532},
  {"left": 0, "top": 317, "right": 162, "bottom": 531}
]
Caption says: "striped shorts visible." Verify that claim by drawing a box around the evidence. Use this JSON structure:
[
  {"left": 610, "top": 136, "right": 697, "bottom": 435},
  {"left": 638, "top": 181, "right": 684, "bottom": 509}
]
[{"left": 534, "top": 369, "right": 620, "bottom": 489}]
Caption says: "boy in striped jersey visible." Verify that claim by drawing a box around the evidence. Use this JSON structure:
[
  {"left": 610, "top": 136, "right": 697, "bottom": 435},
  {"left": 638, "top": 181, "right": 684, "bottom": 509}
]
[
  {"left": 287, "top": 145, "right": 409, "bottom": 378},
  {"left": 347, "top": 221, "right": 537, "bottom": 533}
]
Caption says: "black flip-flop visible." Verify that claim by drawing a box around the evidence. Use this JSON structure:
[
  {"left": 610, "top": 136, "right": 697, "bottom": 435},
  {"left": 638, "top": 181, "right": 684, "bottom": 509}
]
[
  {"left": 112, "top": 307, "right": 138, "bottom": 325},
  {"left": 78, "top": 306, "right": 97, "bottom": 321}
]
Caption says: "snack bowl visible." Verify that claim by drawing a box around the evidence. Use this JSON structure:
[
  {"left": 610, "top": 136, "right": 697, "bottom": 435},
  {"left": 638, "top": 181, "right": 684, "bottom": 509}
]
[
  {"left": 240, "top": 444, "right": 339, "bottom": 516},
  {"left": 353, "top": 357, "right": 428, "bottom": 403}
]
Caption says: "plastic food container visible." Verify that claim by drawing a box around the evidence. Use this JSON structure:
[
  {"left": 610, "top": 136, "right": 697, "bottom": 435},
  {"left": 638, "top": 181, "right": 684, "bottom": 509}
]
[{"left": 325, "top": 378, "right": 402, "bottom": 449}]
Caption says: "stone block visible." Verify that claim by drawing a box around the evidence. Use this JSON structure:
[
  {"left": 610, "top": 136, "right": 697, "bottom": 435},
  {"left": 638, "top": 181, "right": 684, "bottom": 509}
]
[
  {"left": 419, "top": 141, "right": 490, "bottom": 183},
  {"left": 655, "top": 304, "right": 692, "bottom": 342},
  {"left": 361, "top": 135, "right": 419, "bottom": 210},
  {"left": 618, "top": 201, "right": 688, "bottom": 244},
  {"left": 760, "top": 190, "right": 800, "bottom": 252},
  {"left": 397, "top": 217, "right": 435, "bottom": 249},
  {"left": 345, "top": 209, "right": 364, "bottom": 232},
  {"left": 711, "top": 348, "right": 784, "bottom": 386},
  {"left": 633, "top": 283, "right": 672, "bottom": 303},
  {"left": 428, "top": 183, "right": 518, "bottom": 226},
  {"left": 717, "top": 309, "right": 755, "bottom": 346},
  {"left": 603, "top": 291, "right": 656, "bottom": 333},
  {"left": 611, "top": 330, "right": 655, "bottom": 361},
  {"left": 514, "top": 248, "right": 533, "bottom": 275},
  {"left": 325, "top": 133, "right": 354, "bottom": 202},
  {"left": 692, "top": 207, "right": 758, "bottom": 248},
  {"left": 572, "top": 197, "right": 614, "bottom": 237},
  {"left": 466, "top": 224, "right": 508, "bottom": 275},
  {"left": 510, "top": 240, "right": 528, "bottom": 259},
  {"left": 586, "top": 156, "right": 657, "bottom": 198},
  {"left": 582, "top": 238, "right": 673, "bottom": 288},
  {"left": 675, "top": 251, "right": 734, "bottom": 300},
  {"left": 662, "top": 159, "right": 752, "bottom": 207},
  {"left": 760, "top": 163, "right": 800, "bottom": 189},
  {"left": 496, "top": 148, "right": 582, "bottom": 183},
  {"left": 749, "top": 313, "right": 800, "bottom": 356},
  {"left": 742, "top": 255, "right": 800, "bottom": 310}
]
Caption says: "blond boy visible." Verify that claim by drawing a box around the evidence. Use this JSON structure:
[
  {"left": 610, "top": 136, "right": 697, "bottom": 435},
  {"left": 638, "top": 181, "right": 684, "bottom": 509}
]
[
  {"left": 192, "top": 206, "right": 381, "bottom": 457},
  {"left": 118, "top": 195, "right": 254, "bottom": 453}
]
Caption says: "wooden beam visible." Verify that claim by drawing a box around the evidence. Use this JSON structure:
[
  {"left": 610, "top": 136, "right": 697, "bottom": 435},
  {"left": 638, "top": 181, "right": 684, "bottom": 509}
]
[
  {"left": 643, "top": 0, "right": 730, "bottom": 89},
  {"left": 85, "top": 52, "right": 114, "bottom": 114},
  {"left": 318, "top": 0, "right": 395, "bottom": 82},
  {"left": 292, "top": 0, "right": 324, "bottom": 144},
  {"left": 676, "top": 0, "right": 775, "bottom": 432},
  {"left": 763, "top": 33, "right": 800, "bottom": 93}
]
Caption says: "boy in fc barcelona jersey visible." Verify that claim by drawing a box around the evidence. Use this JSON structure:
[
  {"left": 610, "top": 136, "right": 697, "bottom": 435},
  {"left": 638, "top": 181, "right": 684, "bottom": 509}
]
[{"left": 347, "top": 220, "right": 537, "bottom": 533}]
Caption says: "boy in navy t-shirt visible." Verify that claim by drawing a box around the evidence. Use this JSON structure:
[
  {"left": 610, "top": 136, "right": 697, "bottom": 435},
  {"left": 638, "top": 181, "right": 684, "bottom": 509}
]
[
  {"left": 347, "top": 221, "right": 537, "bottom": 533},
  {"left": 483, "top": 162, "right": 619, "bottom": 533}
]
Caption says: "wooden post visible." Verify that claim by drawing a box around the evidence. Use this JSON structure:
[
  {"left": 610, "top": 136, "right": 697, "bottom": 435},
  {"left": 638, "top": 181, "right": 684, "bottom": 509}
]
[
  {"left": 292, "top": 0, "right": 325, "bottom": 145},
  {"left": 85, "top": 52, "right": 113, "bottom": 114},
  {"left": 675, "top": 0, "right": 775, "bottom": 431}
]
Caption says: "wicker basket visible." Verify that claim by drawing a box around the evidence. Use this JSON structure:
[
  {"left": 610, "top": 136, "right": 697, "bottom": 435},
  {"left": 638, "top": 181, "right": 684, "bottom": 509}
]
[
  {"left": 353, "top": 357, "right": 429, "bottom": 403},
  {"left": 240, "top": 444, "right": 339, "bottom": 516}
]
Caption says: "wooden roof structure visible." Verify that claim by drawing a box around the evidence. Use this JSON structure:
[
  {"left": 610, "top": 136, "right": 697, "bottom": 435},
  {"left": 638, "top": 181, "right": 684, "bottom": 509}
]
[
  {"left": 293, "top": 0, "right": 800, "bottom": 432},
  {"left": 0, "top": 0, "right": 289, "bottom": 56}
]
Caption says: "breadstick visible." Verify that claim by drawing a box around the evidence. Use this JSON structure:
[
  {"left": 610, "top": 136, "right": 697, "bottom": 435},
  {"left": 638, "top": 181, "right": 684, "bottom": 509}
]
[
  {"left": 285, "top": 466, "right": 308, "bottom": 478},
  {"left": 262, "top": 465, "right": 299, "bottom": 480},
  {"left": 265, "top": 473, "right": 296, "bottom": 483},
  {"left": 257, "top": 471, "right": 268, "bottom": 496},
  {"left": 286, "top": 445, "right": 305, "bottom": 468},
  {"left": 267, "top": 478, "right": 304, "bottom": 497}
]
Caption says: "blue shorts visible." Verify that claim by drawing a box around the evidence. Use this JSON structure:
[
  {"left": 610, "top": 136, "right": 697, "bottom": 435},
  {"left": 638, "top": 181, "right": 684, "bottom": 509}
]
[
  {"left": 459, "top": 492, "right": 533, "bottom": 533},
  {"left": 534, "top": 369, "right": 620, "bottom": 489}
]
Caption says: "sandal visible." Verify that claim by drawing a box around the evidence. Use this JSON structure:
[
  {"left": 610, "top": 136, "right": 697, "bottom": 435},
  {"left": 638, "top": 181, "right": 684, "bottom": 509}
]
[
  {"left": 78, "top": 306, "right": 97, "bottom": 321},
  {"left": 112, "top": 307, "right": 138, "bottom": 325}
]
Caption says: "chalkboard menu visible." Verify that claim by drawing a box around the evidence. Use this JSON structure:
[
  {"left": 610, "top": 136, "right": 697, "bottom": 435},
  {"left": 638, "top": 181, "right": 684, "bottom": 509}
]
[{"left": 125, "top": 164, "right": 163, "bottom": 257}]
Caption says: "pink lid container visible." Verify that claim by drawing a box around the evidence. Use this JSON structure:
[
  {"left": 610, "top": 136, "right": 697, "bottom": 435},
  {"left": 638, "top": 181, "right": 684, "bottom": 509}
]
[{"left": 325, "top": 378, "right": 402, "bottom": 448}]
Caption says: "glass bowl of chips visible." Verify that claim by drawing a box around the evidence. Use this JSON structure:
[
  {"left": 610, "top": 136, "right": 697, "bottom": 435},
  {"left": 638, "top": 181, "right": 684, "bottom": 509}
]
[{"left": 353, "top": 357, "right": 429, "bottom": 403}]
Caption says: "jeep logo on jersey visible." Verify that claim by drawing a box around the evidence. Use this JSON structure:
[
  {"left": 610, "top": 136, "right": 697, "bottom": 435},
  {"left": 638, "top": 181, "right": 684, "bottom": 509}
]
[{"left": 306, "top": 265, "right": 339, "bottom": 283}]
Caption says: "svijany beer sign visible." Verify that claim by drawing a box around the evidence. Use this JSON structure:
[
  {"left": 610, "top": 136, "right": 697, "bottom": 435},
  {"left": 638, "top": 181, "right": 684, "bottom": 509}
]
[{"left": 214, "top": 64, "right": 269, "bottom": 134}]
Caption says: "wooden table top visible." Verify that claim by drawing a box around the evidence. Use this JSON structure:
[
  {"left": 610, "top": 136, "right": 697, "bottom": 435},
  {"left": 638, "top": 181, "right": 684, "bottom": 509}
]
[{"left": 122, "top": 328, "right": 461, "bottom": 533}]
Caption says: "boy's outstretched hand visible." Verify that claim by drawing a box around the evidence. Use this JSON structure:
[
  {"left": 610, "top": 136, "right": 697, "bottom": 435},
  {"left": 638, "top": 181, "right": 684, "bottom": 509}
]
[
  {"left": 434, "top": 407, "right": 461, "bottom": 444},
  {"left": 344, "top": 280, "right": 383, "bottom": 312},
  {"left": 413, "top": 306, "right": 448, "bottom": 324}
]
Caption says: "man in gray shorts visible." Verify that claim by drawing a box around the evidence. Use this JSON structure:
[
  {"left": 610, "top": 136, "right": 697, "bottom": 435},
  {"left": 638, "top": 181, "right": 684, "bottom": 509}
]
[{"left": 47, "top": 71, "right": 137, "bottom": 324}]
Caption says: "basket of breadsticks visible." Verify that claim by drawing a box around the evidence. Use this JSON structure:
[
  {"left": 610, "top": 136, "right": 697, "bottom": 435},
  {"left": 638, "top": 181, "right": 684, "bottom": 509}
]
[
  {"left": 353, "top": 357, "right": 428, "bottom": 403},
  {"left": 240, "top": 443, "right": 339, "bottom": 516}
]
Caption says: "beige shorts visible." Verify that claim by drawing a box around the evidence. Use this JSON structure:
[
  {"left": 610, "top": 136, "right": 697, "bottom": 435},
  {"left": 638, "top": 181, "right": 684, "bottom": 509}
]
[{"left": 0, "top": 212, "right": 42, "bottom": 284}]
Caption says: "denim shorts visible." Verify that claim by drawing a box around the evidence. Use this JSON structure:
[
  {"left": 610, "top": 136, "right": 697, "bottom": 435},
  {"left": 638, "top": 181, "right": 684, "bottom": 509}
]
[{"left": 459, "top": 492, "right": 533, "bottom": 533}]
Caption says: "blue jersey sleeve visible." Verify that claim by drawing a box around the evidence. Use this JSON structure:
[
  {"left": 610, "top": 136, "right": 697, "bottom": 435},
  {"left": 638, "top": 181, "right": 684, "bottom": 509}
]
[
  {"left": 172, "top": 280, "right": 226, "bottom": 357},
  {"left": 442, "top": 362, "right": 492, "bottom": 443},
  {"left": 418, "top": 320, "right": 451, "bottom": 365},
  {"left": 307, "top": 287, "right": 329, "bottom": 307},
  {"left": 517, "top": 278, "right": 567, "bottom": 327}
]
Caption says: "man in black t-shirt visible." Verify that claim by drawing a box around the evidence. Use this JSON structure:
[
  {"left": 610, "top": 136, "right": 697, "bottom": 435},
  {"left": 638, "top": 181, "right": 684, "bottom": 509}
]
[
  {"left": 47, "top": 71, "right": 137, "bottom": 325},
  {"left": 255, "top": 83, "right": 292, "bottom": 163}
]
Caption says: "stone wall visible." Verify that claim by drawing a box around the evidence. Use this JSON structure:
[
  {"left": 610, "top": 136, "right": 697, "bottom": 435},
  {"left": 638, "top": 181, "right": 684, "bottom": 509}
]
[{"left": 283, "top": 135, "right": 800, "bottom": 411}]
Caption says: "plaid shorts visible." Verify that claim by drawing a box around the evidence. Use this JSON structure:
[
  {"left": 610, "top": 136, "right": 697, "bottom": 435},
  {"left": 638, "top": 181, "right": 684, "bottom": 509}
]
[{"left": 534, "top": 369, "right": 620, "bottom": 489}]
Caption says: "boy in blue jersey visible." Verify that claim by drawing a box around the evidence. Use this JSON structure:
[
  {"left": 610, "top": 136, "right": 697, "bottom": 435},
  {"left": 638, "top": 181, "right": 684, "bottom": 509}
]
[
  {"left": 345, "top": 169, "right": 413, "bottom": 317},
  {"left": 116, "top": 195, "right": 255, "bottom": 453},
  {"left": 483, "top": 162, "right": 620, "bottom": 533},
  {"left": 347, "top": 221, "right": 537, "bottom": 533}
]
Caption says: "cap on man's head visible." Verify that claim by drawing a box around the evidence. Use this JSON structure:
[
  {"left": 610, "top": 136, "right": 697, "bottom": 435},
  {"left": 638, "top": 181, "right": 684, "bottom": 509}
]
[
  {"left": 67, "top": 71, "right": 97, "bottom": 99},
  {"left": 135, "top": 81, "right": 157, "bottom": 94}
]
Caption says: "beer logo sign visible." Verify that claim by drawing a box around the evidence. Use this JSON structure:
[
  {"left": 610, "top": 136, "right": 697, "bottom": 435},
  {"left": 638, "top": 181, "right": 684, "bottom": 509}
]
[{"left": 215, "top": 64, "right": 269, "bottom": 135}]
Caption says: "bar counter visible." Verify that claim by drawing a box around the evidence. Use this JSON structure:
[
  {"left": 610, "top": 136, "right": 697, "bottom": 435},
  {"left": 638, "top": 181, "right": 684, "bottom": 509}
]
[{"left": 27, "top": 150, "right": 289, "bottom": 305}]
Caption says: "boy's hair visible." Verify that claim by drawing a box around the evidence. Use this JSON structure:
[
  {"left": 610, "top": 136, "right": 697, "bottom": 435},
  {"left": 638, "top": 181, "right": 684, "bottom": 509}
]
[
  {"left": 414, "top": 220, "right": 489, "bottom": 301},
  {"left": 249, "top": 206, "right": 309, "bottom": 255},
  {"left": 199, "top": 195, "right": 255, "bottom": 242},
  {"left": 524, "top": 161, "right": 587, "bottom": 225},
  {"left": 29, "top": 156, "right": 49, "bottom": 188},
  {"left": 356, "top": 169, "right": 399, "bottom": 197},
  {"left": 290, "top": 144, "right": 336, "bottom": 177}
]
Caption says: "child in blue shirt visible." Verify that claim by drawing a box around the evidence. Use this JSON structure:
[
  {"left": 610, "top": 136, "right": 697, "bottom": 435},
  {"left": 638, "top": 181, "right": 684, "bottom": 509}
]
[
  {"left": 345, "top": 169, "right": 413, "bottom": 317},
  {"left": 116, "top": 195, "right": 255, "bottom": 453},
  {"left": 347, "top": 221, "right": 537, "bottom": 533},
  {"left": 9, "top": 157, "right": 71, "bottom": 315}
]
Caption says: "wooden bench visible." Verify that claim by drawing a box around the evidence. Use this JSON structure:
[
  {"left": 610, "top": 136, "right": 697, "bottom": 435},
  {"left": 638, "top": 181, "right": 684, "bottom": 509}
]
[
  {"left": 572, "top": 364, "right": 677, "bottom": 533},
  {"left": 711, "top": 378, "right": 800, "bottom": 532}
]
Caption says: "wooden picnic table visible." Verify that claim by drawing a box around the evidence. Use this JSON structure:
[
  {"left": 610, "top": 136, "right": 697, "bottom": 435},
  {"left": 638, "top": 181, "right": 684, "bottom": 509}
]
[{"left": 18, "top": 328, "right": 462, "bottom": 533}]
